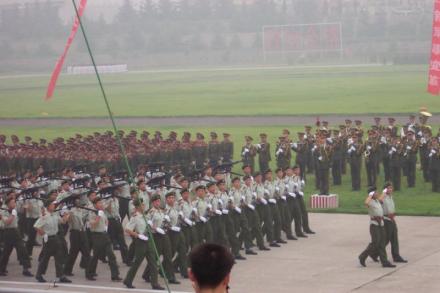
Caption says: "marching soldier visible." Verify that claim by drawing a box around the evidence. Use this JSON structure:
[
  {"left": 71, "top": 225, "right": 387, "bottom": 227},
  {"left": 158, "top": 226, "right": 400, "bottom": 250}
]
[
  {"left": 164, "top": 192, "right": 189, "bottom": 279},
  {"left": 284, "top": 166, "right": 307, "bottom": 238},
  {"left": 256, "top": 133, "right": 271, "bottom": 172},
  {"left": 380, "top": 183, "right": 407, "bottom": 263},
  {"left": 105, "top": 194, "right": 130, "bottom": 265},
  {"left": 123, "top": 199, "right": 164, "bottom": 290},
  {"left": 358, "top": 187, "right": 395, "bottom": 268},
  {"left": 292, "top": 166, "right": 315, "bottom": 234},
  {"left": 192, "top": 185, "right": 213, "bottom": 244},
  {"left": 86, "top": 197, "right": 122, "bottom": 282},
  {"left": 254, "top": 172, "right": 277, "bottom": 247},
  {"left": 34, "top": 200, "right": 72, "bottom": 283},
  {"left": 206, "top": 182, "right": 228, "bottom": 246},
  {"left": 178, "top": 188, "right": 198, "bottom": 249},
  {"left": 274, "top": 168, "right": 295, "bottom": 240},
  {"left": 242, "top": 175, "right": 269, "bottom": 251},
  {"left": 24, "top": 188, "right": 44, "bottom": 256},
  {"left": 241, "top": 136, "right": 257, "bottom": 172},
  {"left": 0, "top": 197, "right": 33, "bottom": 277},
  {"left": 229, "top": 177, "right": 256, "bottom": 255},
  {"left": 146, "top": 194, "right": 180, "bottom": 284},
  {"left": 263, "top": 169, "right": 286, "bottom": 244}
]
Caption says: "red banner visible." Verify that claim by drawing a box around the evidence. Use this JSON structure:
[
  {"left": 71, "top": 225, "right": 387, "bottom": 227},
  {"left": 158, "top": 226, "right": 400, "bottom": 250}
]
[
  {"left": 45, "top": 0, "right": 88, "bottom": 101},
  {"left": 428, "top": 0, "right": 440, "bottom": 95}
]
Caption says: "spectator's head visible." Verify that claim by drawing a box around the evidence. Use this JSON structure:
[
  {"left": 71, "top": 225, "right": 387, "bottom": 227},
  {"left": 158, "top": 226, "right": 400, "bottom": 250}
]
[{"left": 188, "top": 243, "right": 234, "bottom": 293}]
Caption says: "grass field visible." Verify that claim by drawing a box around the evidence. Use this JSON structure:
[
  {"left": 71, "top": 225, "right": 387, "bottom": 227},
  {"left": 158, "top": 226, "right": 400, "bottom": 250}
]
[
  {"left": 0, "top": 64, "right": 437, "bottom": 118},
  {"left": 2, "top": 125, "right": 440, "bottom": 217}
]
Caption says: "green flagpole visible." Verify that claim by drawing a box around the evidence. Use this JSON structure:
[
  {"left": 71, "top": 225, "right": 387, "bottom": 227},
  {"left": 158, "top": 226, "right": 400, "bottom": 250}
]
[{"left": 71, "top": 1, "right": 171, "bottom": 291}]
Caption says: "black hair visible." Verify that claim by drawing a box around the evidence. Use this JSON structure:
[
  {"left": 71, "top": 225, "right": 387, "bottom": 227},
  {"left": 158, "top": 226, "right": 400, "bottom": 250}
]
[{"left": 189, "top": 243, "right": 234, "bottom": 289}]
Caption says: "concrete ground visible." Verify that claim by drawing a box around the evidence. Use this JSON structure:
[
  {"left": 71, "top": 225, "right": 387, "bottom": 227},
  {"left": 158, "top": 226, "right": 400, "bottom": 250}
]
[{"left": 0, "top": 213, "right": 439, "bottom": 293}]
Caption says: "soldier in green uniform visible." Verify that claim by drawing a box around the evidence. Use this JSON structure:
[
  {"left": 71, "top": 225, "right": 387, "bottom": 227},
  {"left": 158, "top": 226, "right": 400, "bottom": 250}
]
[
  {"left": 389, "top": 137, "right": 403, "bottom": 191},
  {"left": 146, "top": 194, "right": 180, "bottom": 284},
  {"left": 263, "top": 169, "right": 286, "bottom": 244},
  {"left": 358, "top": 187, "right": 395, "bottom": 268},
  {"left": 254, "top": 172, "right": 277, "bottom": 247},
  {"left": 256, "top": 133, "right": 271, "bottom": 172},
  {"left": 34, "top": 200, "right": 72, "bottom": 283},
  {"left": 164, "top": 191, "right": 188, "bottom": 279},
  {"left": 220, "top": 133, "right": 234, "bottom": 168},
  {"left": 208, "top": 132, "right": 221, "bottom": 168},
  {"left": 229, "top": 177, "right": 256, "bottom": 255},
  {"left": 241, "top": 136, "right": 257, "bottom": 172},
  {"left": 192, "top": 133, "right": 208, "bottom": 170},
  {"left": 24, "top": 189, "right": 44, "bottom": 256},
  {"left": 242, "top": 175, "right": 269, "bottom": 251},
  {"left": 178, "top": 188, "right": 198, "bottom": 249},
  {"left": 192, "top": 185, "right": 213, "bottom": 244},
  {"left": 123, "top": 199, "right": 164, "bottom": 290},
  {"left": 379, "top": 183, "right": 407, "bottom": 263},
  {"left": 0, "top": 197, "right": 33, "bottom": 277},
  {"left": 64, "top": 199, "right": 91, "bottom": 277},
  {"left": 206, "top": 182, "right": 228, "bottom": 246},
  {"left": 86, "top": 197, "right": 122, "bottom": 281},
  {"left": 274, "top": 168, "right": 295, "bottom": 240},
  {"left": 313, "top": 133, "right": 333, "bottom": 195},
  {"left": 293, "top": 132, "right": 308, "bottom": 180},
  {"left": 428, "top": 138, "right": 440, "bottom": 192},
  {"left": 364, "top": 130, "right": 380, "bottom": 188},
  {"left": 331, "top": 130, "right": 343, "bottom": 185},
  {"left": 348, "top": 133, "right": 363, "bottom": 191},
  {"left": 403, "top": 129, "right": 419, "bottom": 188},
  {"left": 276, "top": 136, "right": 291, "bottom": 170}
]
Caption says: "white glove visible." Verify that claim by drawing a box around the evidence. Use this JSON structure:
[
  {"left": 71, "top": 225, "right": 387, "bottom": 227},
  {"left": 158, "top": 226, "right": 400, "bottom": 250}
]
[
  {"left": 11, "top": 209, "right": 17, "bottom": 217},
  {"left": 431, "top": 149, "right": 437, "bottom": 154},
  {"left": 418, "top": 131, "right": 423, "bottom": 136},
  {"left": 380, "top": 137, "right": 386, "bottom": 144},
  {"left": 252, "top": 192, "right": 257, "bottom": 197},
  {"left": 138, "top": 234, "right": 149, "bottom": 241},
  {"left": 275, "top": 187, "right": 280, "bottom": 192},
  {"left": 264, "top": 189, "right": 269, "bottom": 195},
  {"left": 184, "top": 218, "right": 193, "bottom": 226},
  {"left": 391, "top": 147, "right": 397, "bottom": 152},
  {"left": 98, "top": 210, "right": 104, "bottom": 217},
  {"left": 383, "top": 188, "right": 388, "bottom": 194},
  {"left": 298, "top": 191, "right": 304, "bottom": 196},
  {"left": 178, "top": 211, "right": 184, "bottom": 217},
  {"left": 406, "top": 146, "right": 411, "bottom": 150},
  {"left": 192, "top": 207, "right": 197, "bottom": 213},
  {"left": 367, "top": 145, "right": 372, "bottom": 150},
  {"left": 260, "top": 198, "right": 268, "bottom": 205},
  {"left": 327, "top": 138, "right": 333, "bottom": 144},
  {"left": 276, "top": 149, "right": 283, "bottom": 156},
  {"left": 164, "top": 215, "right": 170, "bottom": 222},
  {"left": 43, "top": 234, "right": 48, "bottom": 243},
  {"left": 256, "top": 144, "right": 261, "bottom": 149},
  {"left": 156, "top": 227, "right": 165, "bottom": 235},
  {"left": 207, "top": 204, "right": 212, "bottom": 209},
  {"left": 292, "top": 143, "right": 298, "bottom": 149},
  {"left": 347, "top": 138, "right": 353, "bottom": 145},
  {"left": 288, "top": 192, "right": 296, "bottom": 198},
  {"left": 318, "top": 156, "right": 323, "bottom": 161},
  {"left": 218, "top": 199, "right": 223, "bottom": 205},
  {"left": 200, "top": 216, "right": 207, "bottom": 223},
  {"left": 215, "top": 209, "right": 222, "bottom": 215},
  {"left": 147, "top": 220, "right": 153, "bottom": 226}
]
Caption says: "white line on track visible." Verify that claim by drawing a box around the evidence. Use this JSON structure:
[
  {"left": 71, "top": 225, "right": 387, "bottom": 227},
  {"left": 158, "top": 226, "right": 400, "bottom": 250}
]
[
  {"left": 0, "top": 63, "right": 384, "bottom": 80},
  {"left": 0, "top": 281, "right": 192, "bottom": 293}
]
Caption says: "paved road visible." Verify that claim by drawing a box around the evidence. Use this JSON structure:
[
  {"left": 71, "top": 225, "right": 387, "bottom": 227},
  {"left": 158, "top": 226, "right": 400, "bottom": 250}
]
[
  {"left": 1, "top": 114, "right": 439, "bottom": 128},
  {"left": 1, "top": 213, "right": 439, "bottom": 293}
]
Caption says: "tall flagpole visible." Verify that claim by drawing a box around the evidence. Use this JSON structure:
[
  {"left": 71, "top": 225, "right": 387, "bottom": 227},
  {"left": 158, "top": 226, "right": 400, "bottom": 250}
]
[{"left": 71, "top": 1, "right": 171, "bottom": 291}]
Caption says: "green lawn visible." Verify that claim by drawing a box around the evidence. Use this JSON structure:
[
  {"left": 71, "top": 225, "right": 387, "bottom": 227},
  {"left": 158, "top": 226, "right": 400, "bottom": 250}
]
[
  {"left": 2, "top": 125, "right": 440, "bottom": 216},
  {"left": 0, "top": 64, "right": 436, "bottom": 118}
]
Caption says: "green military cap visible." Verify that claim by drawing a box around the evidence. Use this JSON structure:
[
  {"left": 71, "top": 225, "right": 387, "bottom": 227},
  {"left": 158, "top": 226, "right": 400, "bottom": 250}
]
[
  {"left": 245, "top": 135, "right": 253, "bottom": 141},
  {"left": 216, "top": 179, "right": 225, "bottom": 186},
  {"left": 210, "top": 132, "right": 218, "bottom": 138},
  {"left": 282, "top": 129, "right": 290, "bottom": 135},
  {"left": 345, "top": 119, "right": 352, "bottom": 124},
  {"left": 151, "top": 194, "right": 161, "bottom": 202},
  {"left": 388, "top": 117, "right": 395, "bottom": 122},
  {"left": 260, "top": 133, "right": 267, "bottom": 138},
  {"left": 165, "top": 191, "right": 176, "bottom": 198},
  {"left": 223, "top": 133, "right": 230, "bottom": 137},
  {"left": 206, "top": 182, "right": 216, "bottom": 188},
  {"left": 374, "top": 117, "right": 381, "bottom": 121},
  {"left": 305, "top": 125, "right": 312, "bottom": 130},
  {"left": 196, "top": 133, "right": 204, "bottom": 139},
  {"left": 339, "top": 125, "right": 346, "bottom": 129},
  {"left": 297, "top": 132, "right": 305, "bottom": 136},
  {"left": 355, "top": 120, "right": 362, "bottom": 125},
  {"left": 132, "top": 198, "right": 142, "bottom": 207}
]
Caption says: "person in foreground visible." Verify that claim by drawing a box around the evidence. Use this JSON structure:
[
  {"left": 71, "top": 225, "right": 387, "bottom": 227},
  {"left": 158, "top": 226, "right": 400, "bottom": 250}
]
[{"left": 188, "top": 243, "right": 234, "bottom": 293}]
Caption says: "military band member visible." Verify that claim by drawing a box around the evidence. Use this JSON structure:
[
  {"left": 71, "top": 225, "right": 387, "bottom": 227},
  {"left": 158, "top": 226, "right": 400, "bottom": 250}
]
[
  {"left": 428, "top": 138, "right": 440, "bottom": 192},
  {"left": 241, "top": 136, "right": 257, "bottom": 172},
  {"left": 276, "top": 136, "right": 291, "bottom": 170},
  {"left": 313, "top": 133, "right": 333, "bottom": 195},
  {"left": 0, "top": 197, "right": 33, "bottom": 277},
  {"left": 348, "top": 134, "right": 363, "bottom": 191},
  {"left": 256, "top": 133, "right": 271, "bottom": 173},
  {"left": 220, "top": 133, "right": 234, "bottom": 168},
  {"left": 291, "top": 132, "right": 308, "bottom": 180},
  {"left": 389, "top": 137, "right": 403, "bottom": 191},
  {"left": 404, "top": 129, "right": 418, "bottom": 188},
  {"left": 358, "top": 187, "right": 395, "bottom": 268},
  {"left": 331, "top": 130, "right": 343, "bottom": 185},
  {"left": 364, "top": 130, "right": 380, "bottom": 188},
  {"left": 34, "top": 200, "right": 72, "bottom": 283},
  {"left": 86, "top": 197, "right": 122, "bottom": 281},
  {"left": 208, "top": 132, "right": 221, "bottom": 168},
  {"left": 192, "top": 133, "right": 208, "bottom": 170}
]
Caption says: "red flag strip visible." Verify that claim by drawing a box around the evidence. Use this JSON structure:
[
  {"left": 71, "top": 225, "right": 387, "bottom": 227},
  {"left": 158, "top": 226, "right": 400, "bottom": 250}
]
[
  {"left": 428, "top": 0, "right": 440, "bottom": 95},
  {"left": 45, "top": 0, "right": 88, "bottom": 101}
]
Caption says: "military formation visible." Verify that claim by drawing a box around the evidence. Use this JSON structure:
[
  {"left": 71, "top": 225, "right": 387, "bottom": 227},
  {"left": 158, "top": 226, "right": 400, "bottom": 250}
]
[{"left": 0, "top": 140, "right": 315, "bottom": 289}]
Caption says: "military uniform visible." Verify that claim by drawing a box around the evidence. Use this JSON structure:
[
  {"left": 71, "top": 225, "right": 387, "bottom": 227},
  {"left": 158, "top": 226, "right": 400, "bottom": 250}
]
[
  {"left": 242, "top": 184, "right": 266, "bottom": 250},
  {"left": 105, "top": 197, "right": 129, "bottom": 264},
  {"left": 348, "top": 137, "right": 363, "bottom": 191},
  {"left": 359, "top": 194, "right": 394, "bottom": 267},
  {"left": 34, "top": 210, "right": 68, "bottom": 280},
  {"left": 123, "top": 211, "right": 160, "bottom": 289},
  {"left": 24, "top": 196, "right": 43, "bottom": 256},
  {"left": 241, "top": 138, "right": 257, "bottom": 172},
  {"left": 382, "top": 192, "right": 406, "bottom": 262},
  {"left": 86, "top": 209, "right": 120, "bottom": 280},
  {"left": 165, "top": 201, "right": 188, "bottom": 278},
  {"left": 256, "top": 134, "right": 271, "bottom": 172},
  {"left": 229, "top": 186, "right": 254, "bottom": 253}
]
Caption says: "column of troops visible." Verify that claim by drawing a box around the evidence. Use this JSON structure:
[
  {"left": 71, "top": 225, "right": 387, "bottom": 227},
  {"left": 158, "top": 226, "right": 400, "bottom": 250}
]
[{"left": 0, "top": 134, "right": 315, "bottom": 289}]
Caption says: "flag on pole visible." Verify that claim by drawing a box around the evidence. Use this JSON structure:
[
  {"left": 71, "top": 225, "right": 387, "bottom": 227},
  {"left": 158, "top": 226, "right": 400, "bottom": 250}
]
[
  {"left": 428, "top": 0, "right": 440, "bottom": 95},
  {"left": 45, "top": 0, "right": 88, "bottom": 101}
]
